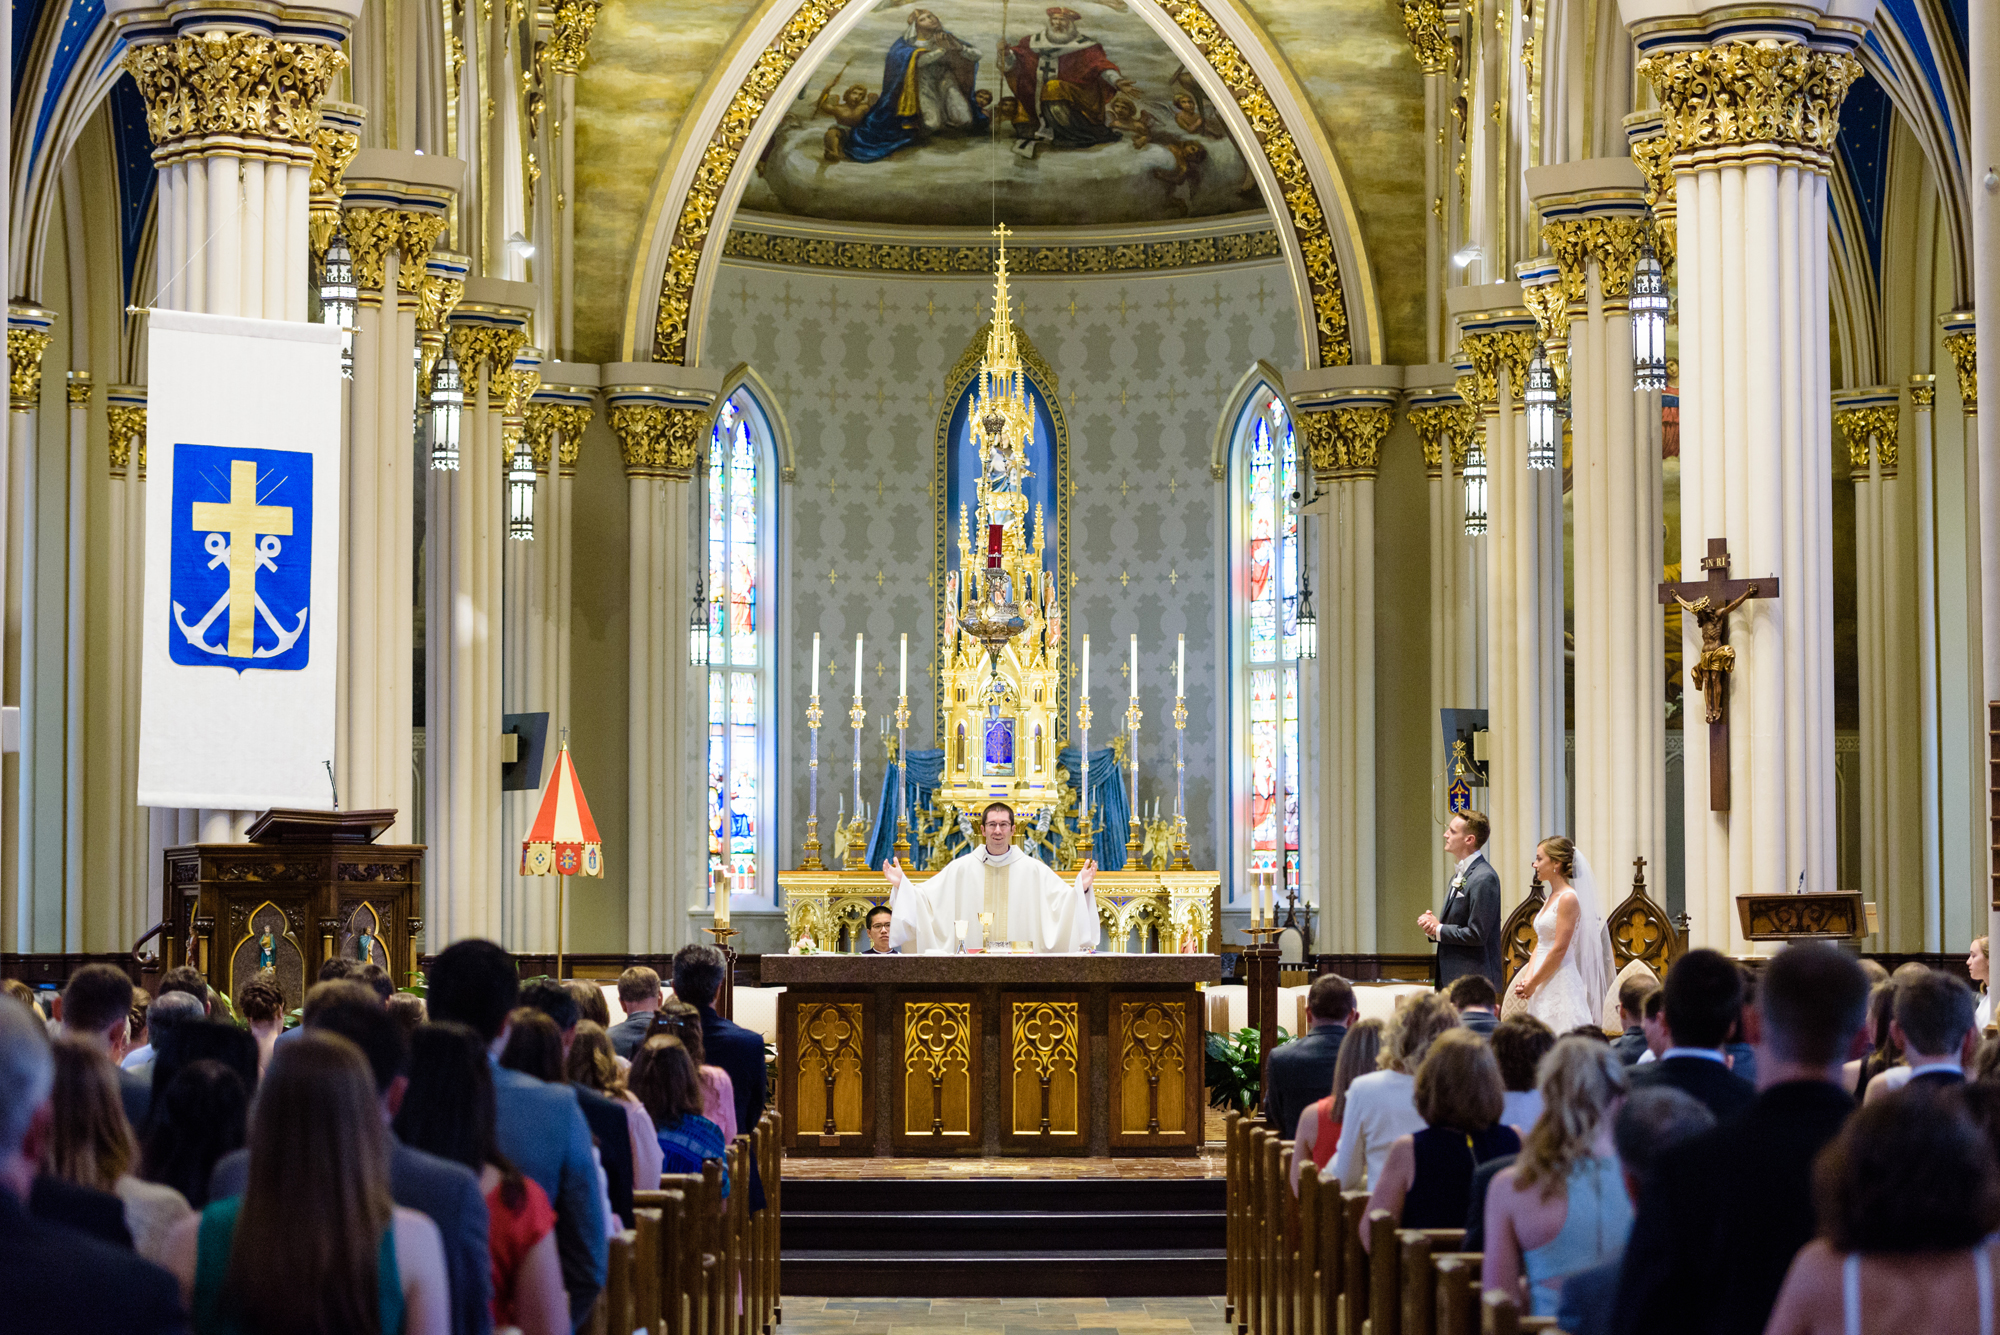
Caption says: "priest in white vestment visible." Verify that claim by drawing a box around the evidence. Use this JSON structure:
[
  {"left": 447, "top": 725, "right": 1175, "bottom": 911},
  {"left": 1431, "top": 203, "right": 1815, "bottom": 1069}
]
[{"left": 884, "top": 802, "right": 1101, "bottom": 953}]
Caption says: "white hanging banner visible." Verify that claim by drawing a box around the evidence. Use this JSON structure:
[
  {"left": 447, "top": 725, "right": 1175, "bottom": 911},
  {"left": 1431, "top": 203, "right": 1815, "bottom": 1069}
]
[{"left": 137, "top": 309, "right": 343, "bottom": 810}]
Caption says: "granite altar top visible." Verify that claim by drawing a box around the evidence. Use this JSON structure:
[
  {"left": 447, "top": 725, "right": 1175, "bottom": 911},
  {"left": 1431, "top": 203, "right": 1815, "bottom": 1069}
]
[{"left": 758, "top": 953, "right": 1222, "bottom": 985}]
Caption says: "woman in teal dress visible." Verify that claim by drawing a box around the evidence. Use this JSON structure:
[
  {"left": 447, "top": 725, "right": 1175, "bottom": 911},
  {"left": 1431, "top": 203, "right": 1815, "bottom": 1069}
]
[{"left": 158, "top": 1031, "right": 451, "bottom": 1335}]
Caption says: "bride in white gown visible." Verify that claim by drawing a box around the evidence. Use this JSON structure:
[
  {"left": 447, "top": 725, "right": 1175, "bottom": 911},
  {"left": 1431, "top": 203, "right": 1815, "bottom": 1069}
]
[{"left": 1509, "top": 836, "right": 1614, "bottom": 1033}]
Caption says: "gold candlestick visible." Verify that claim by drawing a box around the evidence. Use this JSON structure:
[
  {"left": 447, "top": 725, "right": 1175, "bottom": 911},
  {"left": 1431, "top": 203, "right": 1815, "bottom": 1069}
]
[
  {"left": 893, "top": 694, "right": 912, "bottom": 857},
  {"left": 1170, "top": 695, "right": 1192, "bottom": 870},
  {"left": 802, "top": 692, "right": 825, "bottom": 869},
  {"left": 848, "top": 695, "right": 868, "bottom": 865},
  {"left": 1124, "top": 698, "right": 1144, "bottom": 855}
]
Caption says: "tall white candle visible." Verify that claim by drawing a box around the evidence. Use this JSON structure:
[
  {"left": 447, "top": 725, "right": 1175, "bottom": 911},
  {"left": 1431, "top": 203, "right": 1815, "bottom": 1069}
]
[
  {"left": 853, "top": 633, "right": 863, "bottom": 698},
  {"left": 811, "top": 633, "right": 820, "bottom": 695},
  {"left": 1129, "top": 634, "right": 1138, "bottom": 699},
  {"left": 899, "top": 633, "right": 907, "bottom": 696},
  {"left": 1082, "top": 635, "right": 1090, "bottom": 695},
  {"left": 1177, "top": 634, "right": 1185, "bottom": 697}
]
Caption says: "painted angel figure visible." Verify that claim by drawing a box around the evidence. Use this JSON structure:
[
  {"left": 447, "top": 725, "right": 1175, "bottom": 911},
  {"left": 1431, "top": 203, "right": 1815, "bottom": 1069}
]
[
  {"left": 1042, "top": 580, "right": 1062, "bottom": 648},
  {"left": 944, "top": 571, "right": 960, "bottom": 646}
]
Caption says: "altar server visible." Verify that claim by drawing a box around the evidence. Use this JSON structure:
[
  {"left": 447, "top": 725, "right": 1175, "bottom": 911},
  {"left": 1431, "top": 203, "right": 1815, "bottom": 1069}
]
[{"left": 882, "top": 802, "right": 1100, "bottom": 953}]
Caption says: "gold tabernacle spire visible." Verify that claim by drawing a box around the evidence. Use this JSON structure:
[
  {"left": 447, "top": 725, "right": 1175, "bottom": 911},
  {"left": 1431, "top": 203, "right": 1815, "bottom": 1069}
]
[{"left": 970, "top": 224, "right": 1035, "bottom": 492}]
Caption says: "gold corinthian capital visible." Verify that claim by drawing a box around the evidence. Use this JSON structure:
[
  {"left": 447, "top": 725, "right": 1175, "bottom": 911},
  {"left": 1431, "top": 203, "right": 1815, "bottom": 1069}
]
[
  {"left": 124, "top": 31, "right": 348, "bottom": 154},
  {"left": 609, "top": 403, "right": 704, "bottom": 480},
  {"left": 1638, "top": 39, "right": 1862, "bottom": 171}
]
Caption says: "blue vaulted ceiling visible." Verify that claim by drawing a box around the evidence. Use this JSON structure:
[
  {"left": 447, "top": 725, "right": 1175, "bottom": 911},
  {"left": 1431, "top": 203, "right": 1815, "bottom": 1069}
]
[{"left": 1836, "top": 72, "right": 1893, "bottom": 292}]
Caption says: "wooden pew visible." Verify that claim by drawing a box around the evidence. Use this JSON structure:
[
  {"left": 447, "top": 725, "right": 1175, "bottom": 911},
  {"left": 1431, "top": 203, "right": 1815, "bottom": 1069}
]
[
  {"left": 1477, "top": 1289, "right": 1558, "bottom": 1335},
  {"left": 1395, "top": 1229, "right": 1464, "bottom": 1335},
  {"left": 1431, "top": 1255, "right": 1481, "bottom": 1335},
  {"left": 1296, "top": 1161, "right": 1321, "bottom": 1335},
  {"left": 635, "top": 1207, "right": 664, "bottom": 1335},
  {"left": 1263, "top": 1132, "right": 1286, "bottom": 1335},
  {"left": 1227, "top": 1111, "right": 1245, "bottom": 1329},
  {"left": 1338, "top": 1191, "right": 1370, "bottom": 1335},
  {"left": 1365, "top": 1210, "right": 1398, "bottom": 1335}
]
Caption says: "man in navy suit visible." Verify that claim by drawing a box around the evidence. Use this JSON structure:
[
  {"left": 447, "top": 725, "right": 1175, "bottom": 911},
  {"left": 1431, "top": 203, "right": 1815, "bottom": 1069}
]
[
  {"left": 430, "top": 940, "right": 607, "bottom": 1330},
  {"left": 674, "top": 944, "right": 767, "bottom": 1206},
  {"left": 1872, "top": 967, "right": 1977, "bottom": 1097},
  {"left": 1, "top": 995, "right": 189, "bottom": 1335},
  {"left": 608, "top": 966, "right": 665, "bottom": 1059},
  {"left": 1420, "top": 810, "right": 1503, "bottom": 990},
  {"left": 1628, "top": 950, "right": 1755, "bottom": 1120},
  {"left": 1262, "top": 973, "right": 1356, "bottom": 1138},
  {"left": 209, "top": 996, "right": 494, "bottom": 1335},
  {"left": 520, "top": 980, "right": 638, "bottom": 1229}
]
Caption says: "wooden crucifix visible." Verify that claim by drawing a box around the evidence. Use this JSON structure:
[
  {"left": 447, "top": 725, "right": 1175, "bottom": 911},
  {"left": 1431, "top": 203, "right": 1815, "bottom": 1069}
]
[{"left": 1657, "top": 539, "right": 1781, "bottom": 811}]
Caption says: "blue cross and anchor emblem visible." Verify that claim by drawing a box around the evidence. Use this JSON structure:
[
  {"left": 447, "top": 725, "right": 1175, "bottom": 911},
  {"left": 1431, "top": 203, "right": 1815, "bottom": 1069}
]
[{"left": 169, "top": 444, "right": 314, "bottom": 673}]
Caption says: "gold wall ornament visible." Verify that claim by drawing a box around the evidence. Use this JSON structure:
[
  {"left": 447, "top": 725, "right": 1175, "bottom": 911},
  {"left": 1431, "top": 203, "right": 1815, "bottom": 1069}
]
[
  {"left": 397, "top": 215, "right": 449, "bottom": 295},
  {"left": 542, "top": 0, "right": 602, "bottom": 74},
  {"left": 8, "top": 328, "right": 53, "bottom": 410},
  {"left": 1398, "top": 0, "right": 1452, "bottom": 74},
  {"left": 1542, "top": 215, "right": 1651, "bottom": 304},
  {"left": 309, "top": 111, "right": 364, "bottom": 258},
  {"left": 1942, "top": 330, "right": 1977, "bottom": 412},
  {"left": 721, "top": 224, "right": 1281, "bottom": 277},
  {"left": 1834, "top": 404, "right": 1897, "bottom": 476},
  {"left": 1460, "top": 329, "right": 1536, "bottom": 408},
  {"left": 505, "top": 362, "right": 543, "bottom": 422},
  {"left": 652, "top": 0, "right": 857, "bottom": 365},
  {"left": 1520, "top": 270, "right": 1571, "bottom": 346},
  {"left": 1407, "top": 403, "right": 1459, "bottom": 477},
  {"left": 552, "top": 404, "right": 594, "bottom": 474},
  {"left": 1908, "top": 379, "right": 1936, "bottom": 410},
  {"left": 655, "top": 0, "right": 1353, "bottom": 367},
  {"left": 1448, "top": 403, "right": 1478, "bottom": 468},
  {"left": 1638, "top": 39, "right": 1863, "bottom": 169},
  {"left": 107, "top": 406, "right": 147, "bottom": 476},
  {"left": 66, "top": 371, "right": 94, "bottom": 406},
  {"left": 418, "top": 264, "right": 469, "bottom": 334},
  {"left": 448, "top": 326, "right": 530, "bottom": 387},
  {"left": 1623, "top": 116, "right": 1677, "bottom": 262},
  {"left": 341, "top": 208, "right": 405, "bottom": 292},
  {"left": 1302, "top": 404, "right": 1394, "bottom": 480},
  {"left": 124, "top": 31, "right": 348, "bottom": 152},
  {"left": 608, "top": 402, "right": 704, "bottom": 479}
]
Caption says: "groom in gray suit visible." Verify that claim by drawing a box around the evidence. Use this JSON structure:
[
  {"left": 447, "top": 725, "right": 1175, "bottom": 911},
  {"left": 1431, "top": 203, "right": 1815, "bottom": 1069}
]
[{"left": 1420, "top": 809, "right": 1503, "bottom": 989}]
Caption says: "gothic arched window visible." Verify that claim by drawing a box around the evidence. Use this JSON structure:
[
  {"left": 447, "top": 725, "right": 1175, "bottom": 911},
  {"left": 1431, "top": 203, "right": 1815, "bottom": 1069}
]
[
  {"left": 1230, "top": 382, "right": 1301, "bottom": 905},
  {"left": 707, "top": 388, "right": 778, "bottom": 906}
]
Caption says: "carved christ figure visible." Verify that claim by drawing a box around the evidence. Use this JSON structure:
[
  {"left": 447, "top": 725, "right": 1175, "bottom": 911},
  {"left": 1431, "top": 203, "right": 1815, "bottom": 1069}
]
[{"left": 1673, "top": 585, "right": 1758, "bottom": 724}]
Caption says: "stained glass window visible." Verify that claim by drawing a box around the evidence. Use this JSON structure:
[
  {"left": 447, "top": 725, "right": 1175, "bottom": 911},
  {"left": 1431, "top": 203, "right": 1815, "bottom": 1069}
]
[
  {"left": 1237, "top": 387, "right": 1300, "bottom": 901},
  {"left": 707, "top": 390, "right": 773, "bottom": 904}
]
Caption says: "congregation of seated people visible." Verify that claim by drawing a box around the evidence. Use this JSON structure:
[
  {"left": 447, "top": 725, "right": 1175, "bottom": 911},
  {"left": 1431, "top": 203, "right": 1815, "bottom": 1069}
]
[
  {"left": 1259, "top": 937, "right": 2000, "bottom": 1334},
  {"left": 0, "top": 940, "right": 756, "bottom": 1334}
]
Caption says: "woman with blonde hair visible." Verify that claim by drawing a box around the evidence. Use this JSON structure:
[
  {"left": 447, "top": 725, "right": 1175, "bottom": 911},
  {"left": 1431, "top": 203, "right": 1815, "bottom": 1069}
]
[
  {"left": 1509, "top": 837, "right": 1613, "bottom": 1034},
  {"left": 41, "top": 1035, "right": 191, "bottom": 1263},
  {"left": 1481, "top": 1035, "right": 1631, "bottom": 1316},
  {"left": 1290, "top": 1019, "right": 1383, "bottom": 1194},
  {"left": 567, "top": 1019, "right": 664, "bottom": 1193},
  {"left": 1363, "top": 1028, "right": 1520, "bottom": 1246},
  {"left": 1331, "top": 992, "right": 1461, "bottom": 1190},
  {"left": 160, "top": 1031, "right": 450, "bottom": 1335}
]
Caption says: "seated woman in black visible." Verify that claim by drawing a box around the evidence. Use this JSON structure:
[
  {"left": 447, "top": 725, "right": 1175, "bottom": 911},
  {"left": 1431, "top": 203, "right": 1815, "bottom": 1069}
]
[{"left": 1361, "top": 1027, "right": 1520, "bottom": 1247}]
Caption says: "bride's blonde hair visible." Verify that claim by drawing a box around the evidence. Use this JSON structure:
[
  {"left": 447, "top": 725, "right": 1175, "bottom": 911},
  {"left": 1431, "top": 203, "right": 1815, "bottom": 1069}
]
[{"left": 1536, "top": 835, "right": 1576, "bottom": 880}]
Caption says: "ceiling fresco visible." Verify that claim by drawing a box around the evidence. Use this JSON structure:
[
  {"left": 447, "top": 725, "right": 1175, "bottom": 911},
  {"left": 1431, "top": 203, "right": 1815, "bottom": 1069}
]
[
  {"left": 567, "top": 0, "right": 1427, "bottom": 363},
  {"left": 734, "top": 0, "right": 1267, "bottom": 227}
]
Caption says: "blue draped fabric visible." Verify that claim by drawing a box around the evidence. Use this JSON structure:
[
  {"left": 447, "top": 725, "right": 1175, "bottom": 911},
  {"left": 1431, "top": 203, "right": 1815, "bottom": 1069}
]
[
  {"left": 867, "top": 748, "right": 945, "bottom": 871},
  {"left": 1057, "top": 746, "right": 1129, "bottom": 871}
]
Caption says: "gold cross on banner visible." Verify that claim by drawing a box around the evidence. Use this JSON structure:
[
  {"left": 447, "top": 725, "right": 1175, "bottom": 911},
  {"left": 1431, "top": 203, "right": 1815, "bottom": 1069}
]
[{"left": 191, "top": 460, "right": 292, "bottom": 658}]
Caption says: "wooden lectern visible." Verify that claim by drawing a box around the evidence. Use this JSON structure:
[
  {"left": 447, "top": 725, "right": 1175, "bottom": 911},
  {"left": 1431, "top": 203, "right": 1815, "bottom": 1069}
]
[
  {"left": 162, "top": 809, "right": 424, "bottom": 1014},
  {"left": 1734, "top": 891, "right": 1865, "bottom": 943}
]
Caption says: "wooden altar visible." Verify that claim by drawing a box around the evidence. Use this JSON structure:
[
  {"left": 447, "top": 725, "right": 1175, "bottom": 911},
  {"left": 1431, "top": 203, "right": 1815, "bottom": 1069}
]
[
  {"left": 762, "top": 953, "right": 1219, "bottom": 1158},
  {"left": 775, "top": 868, "right": 1221, "bottom": 955},
  {"left": 161, "top": 808, "right": 424, "bottom": 1013}
]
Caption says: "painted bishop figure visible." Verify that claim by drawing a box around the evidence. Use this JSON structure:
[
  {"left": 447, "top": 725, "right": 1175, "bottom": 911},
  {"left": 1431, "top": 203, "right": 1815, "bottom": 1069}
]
[{"left": 883, "top": 802, "right": 1100, "bottom": 953}]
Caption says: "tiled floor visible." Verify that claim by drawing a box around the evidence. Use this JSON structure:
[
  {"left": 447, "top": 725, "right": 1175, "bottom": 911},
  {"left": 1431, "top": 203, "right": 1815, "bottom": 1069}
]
[{"left": 776, "top": 1296, "right": 1232, "bottom": 1335}]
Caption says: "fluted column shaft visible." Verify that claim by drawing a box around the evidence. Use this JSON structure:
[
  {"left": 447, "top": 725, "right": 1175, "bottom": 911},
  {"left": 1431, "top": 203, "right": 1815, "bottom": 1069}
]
[
  {"left": 496, "top": 345, "right": 547, "bottom": 953},
  {"left": 102, "top": 390, "right": 149, "bottom": 946},
  {"left": 1908, "top": 377, "right": 1942, "bottom": 949},
  {"left": 5, "top": 307, "right": 55, "bottom": 950},
  {"left": 1409, "top": 377, "right": 1479, "bottom": 892},
  {"left": 427, "top": 291, "right": 530, "bottom": 944},
  {"left": 1531, "top": 162, "right": 1664, "bottom": 907},
  {"left": 1627, "top": 19, "right": 1870, "bottom": 945},
  {"left": 608, "top": 373, "right": 714, "bottom": 954},
  {"left": 1941, "top": 316, "right": 1990, "bottom": 926}
]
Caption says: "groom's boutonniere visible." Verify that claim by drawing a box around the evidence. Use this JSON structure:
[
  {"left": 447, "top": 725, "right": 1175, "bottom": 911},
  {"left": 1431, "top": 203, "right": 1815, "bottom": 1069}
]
[{"left": 1450, "top": 874, "right": 1466, "bottom": 892}]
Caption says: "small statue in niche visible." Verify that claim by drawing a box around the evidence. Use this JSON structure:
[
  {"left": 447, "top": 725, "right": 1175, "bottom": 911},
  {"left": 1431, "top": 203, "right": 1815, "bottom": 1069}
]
[{"left": 257, "top": 927, "right": 276, "bottom": 970}]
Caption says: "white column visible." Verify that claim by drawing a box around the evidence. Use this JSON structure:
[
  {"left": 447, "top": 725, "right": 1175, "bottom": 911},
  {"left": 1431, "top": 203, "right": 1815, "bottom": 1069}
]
[
  {"left": 497, "top": 344, "right": 546, "bottom": 953},
  {"left": 1450, "top": 288, "right": 1555, "bottom": 897},
  {"left": 63, "top": 373, "right": 88, "bottom": 947},
  {"left": 1530, "top": 160, "right": 1666, "bottom": 905},
  {"left": 1941, "top": 315, "right": 1989, "bottom": 928},
  {"left": 1292, "top": 376, "right": 1400, "bottom": 950},
  {"left": 1908, "top": 376, "right": 1941, "bottom": 950},
  {"left": 1408, "top": 375, "right": 1469, "bottom": 891},
  {"left": 1971, "top": 0, "right": 2000, "bottom": 941},
  {"left": 1623, "top": 8, "right": 1873, "bottom": 945},
  {"left": 605, "top": 369, "right": 718, "bottom": 955},
  {"left": 103, "top": 390, "right": 149, "bottom": 942},
  {"left": 427, "top": 283, "right": 533, "bottom": 945},
  {"left": 4, "top": 306, "right": 54, "bottom": 951}
]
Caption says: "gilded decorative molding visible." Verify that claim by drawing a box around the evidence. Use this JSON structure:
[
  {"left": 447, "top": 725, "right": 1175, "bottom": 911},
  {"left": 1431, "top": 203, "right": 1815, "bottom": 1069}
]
[
  {"left": 523, "top": 405, "right": 558, "bottom": 471},
  {"left": 1943, "top": 331, "right": 1977, "bottom": 412},
  {"left": 1302, "top": 404, "right": 1393, "bottom": 479},
  {"left": 947, "top": 320, "right": 1058, "bottom": 395},
  {"left": 107, "top": 406, "right": 147, "bottom": 477},
  {"left": 1625, "top": 124, "right": 1677, "bottom": 261},
  {"left": 343, "top": 209, "right": 450, "bottom": 293},
  {"left": 1542, "top": 215, "right": 1650, "bottom": 302},
  {"left": 655, "top": 0, "right": 1353, "bottom": 368},
  {"left": 1397, "top": 0, "right": 1452, "bottom": 74},
  {"left": 1908, "top": 380, "right": 1935, "bottom": 410},
  {"left": 505, "top": 363, "right": 543, "bottom": 422},
  {"left": 418, "top": 264, "right": 469, "bottom": 335},
  {"left": 1448, "top": 403, "right": 1478, "bottom": 468},
  {"left": 1154, "top": 0, "right": 1350, "bottom": 366},
  {"left": 1638, "top": 39, "right": 1862, "bottom": 170},
  {"left": 1460, "top": 330, "right": 1536, "bottom": 409},
  {"left": 397, "top": 215, "right": 449, "bottom": 294},
  {"left": 542, "top": 0, "right": 602, "bottom": 74},
  {"left": 721, "top": 224, "right": 1280, "bottom": 277},
  {"left": 124, "top": 31, "right": 348, "bottom": 152},
  {"left": 552, "top": 404, "right": 595, "bottom": 474},
  {"left": 1520, "top": 275, "right": 1571, "bottom": 347},
  {"left": 1408, "top": 403, "right": 1459, "bottom": 477},
  {"left": 448, "top": 326, "right": 530, "bottom": 390},
  {"left": 309, "top": 117, "right": 363, "bottom": 257},
  {"left": 1834, "top": 405, "right": 1897, "bottom": 477},
  {"left": 609, "top": 403, "right": 704, "bottom": 480},
  {"left": 66, "top": 372, "right": 94, "bottom": 406},
  {"left": 8, "top": 329, "right": 52, "bottom": 410}
]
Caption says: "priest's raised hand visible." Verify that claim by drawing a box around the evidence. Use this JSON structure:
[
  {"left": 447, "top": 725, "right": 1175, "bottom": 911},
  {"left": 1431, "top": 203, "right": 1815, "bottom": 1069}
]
[{"left": 879, "top": 802, "right": 1103, "bottom": 953}]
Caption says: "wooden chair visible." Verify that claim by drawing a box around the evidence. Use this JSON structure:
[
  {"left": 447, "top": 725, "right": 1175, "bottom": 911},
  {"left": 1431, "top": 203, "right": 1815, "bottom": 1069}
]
[
  {"left": 1365, "top": 1210, "right": 1399, "bottom": 1335},
  {"left": 1498, "top": 874, "right": 1547, "bottom": 997},
  {"left": 1394, "top": 1229, "right": 1464, "bottom": 1335},
  {"left": 1431, "top": 1255, "right": 1481, "bottom": 1335},
  {"left": 1337, "top": 1191, "right": 1370, "bottom": 1335}
]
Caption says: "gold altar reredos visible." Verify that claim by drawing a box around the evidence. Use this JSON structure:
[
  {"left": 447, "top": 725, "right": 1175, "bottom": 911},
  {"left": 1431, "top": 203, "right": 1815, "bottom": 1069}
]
[{"left": 778, "top": 233, "right": 1220, "bottom": 954}]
